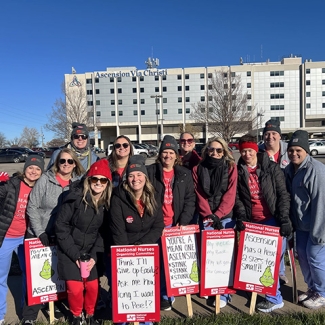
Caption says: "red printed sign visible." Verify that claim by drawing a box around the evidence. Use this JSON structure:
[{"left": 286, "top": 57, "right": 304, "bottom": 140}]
[
  {"left": 161, "top": 225, "right": 200, "bottom": 297},
  {"left": 200, "top": 229, "right": 236, "bottom": 296},
  {"left": 233, "top": 222, "right": 282, "bottom": 295},
  {"left": 24, "top": 238, "right": 66, "bottom": 305},
  {"left": 111, "top": 245, "right": 160, "bottom": 323}
]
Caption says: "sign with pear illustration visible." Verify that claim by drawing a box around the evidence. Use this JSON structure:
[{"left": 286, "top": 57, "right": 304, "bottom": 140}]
[
  {"left": 234, "top": 222, "right": 282, "bottom": 296},
  {"left": 161, "top": 225, "right": 200, "bottom": 297}
]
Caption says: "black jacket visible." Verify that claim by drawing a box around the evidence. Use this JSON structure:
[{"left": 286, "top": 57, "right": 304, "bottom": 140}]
[
  {"left": 234, "top": 152, "right": 290, "bottom": 225},
  {"left": 109, "top": 183, "right": 164, "bottom": 245},
  {"left": 55, "top": 181, "right": 105, "bottom": 281},
  {"left": 146, "top": 163, "right": 196, "bottom": 226},
  {"left": 0, "top": 176, "right": 30, "bottom": 247}
]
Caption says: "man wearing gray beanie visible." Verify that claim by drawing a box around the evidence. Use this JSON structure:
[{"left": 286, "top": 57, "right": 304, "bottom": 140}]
[{"left": 285, "top": 129, "right": 325, "bottom": 309}]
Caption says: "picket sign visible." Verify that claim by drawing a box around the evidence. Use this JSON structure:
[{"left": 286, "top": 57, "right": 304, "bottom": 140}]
[
  {"left": 161, "top": 225, "right": 200, "bottom": 317},
  {"left": 200, "top": 229, "right": 237, "bottom": 314},
  {"left": 24, "top": 238, "right": 66, "bottom": 323},
  {"left": 111, "top": 245, "right": 160, "bottom": 324},
  {"left": 233, "top": 222, "right": 282, "bottom": 314}
]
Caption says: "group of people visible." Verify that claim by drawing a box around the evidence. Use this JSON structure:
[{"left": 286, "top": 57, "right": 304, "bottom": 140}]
[{"left": 1, "top": 119, "right": 325, "bottom": 325}]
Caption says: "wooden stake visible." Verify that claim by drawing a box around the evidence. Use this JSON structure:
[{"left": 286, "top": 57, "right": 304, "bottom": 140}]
[
  {"left": 133, "top": 322, "right": 139, "bottom": 325},
  {"left": 215, "top": 295, "right": 220, "bottom": 314},
  {"left": 249, "top": 292, "right": 257, "bottom": 315},
  {"left": 186, "top": 294, "right": 193, "bottom": 317},
  {"left": 48, "top": 301, "right": 55, "bottom": 324}
]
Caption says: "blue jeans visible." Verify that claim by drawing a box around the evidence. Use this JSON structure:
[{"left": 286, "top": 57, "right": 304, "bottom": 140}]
[
  {"left": 257, "top": 218, "right": 283, "bottom": 304},
  {"left": 0, "top": 236, "right": 26, "bottom": 320},
  {"left": 200, "top": 217, "right": 235, "bottom": 304},
  {"left": 296, "top": 230, "right": 325, "bottom": 297}
]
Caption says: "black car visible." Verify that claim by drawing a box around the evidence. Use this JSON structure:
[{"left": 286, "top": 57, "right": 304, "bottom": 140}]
[
  {"left": 0, "top": 149, "right": 25, "bottom": 163},
  {"left": 7, "top": 147, "right": 46, "bottom": 159}
]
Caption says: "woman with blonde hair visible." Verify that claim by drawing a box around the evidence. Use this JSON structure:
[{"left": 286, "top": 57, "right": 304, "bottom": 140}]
[
  {"left": 192, "top": 137, "right": 238, "bottom": 308},
  {"left": 55, "top": 159, "right": 113, "bottom": 325},
  {"left": 22, "top": 148, "right": 84, "bottom": 324},
  {"left": 107, "top": 135, "right": 134, "bottom": 188}
]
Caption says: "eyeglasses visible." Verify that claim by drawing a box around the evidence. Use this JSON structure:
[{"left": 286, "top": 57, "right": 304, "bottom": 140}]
[
  {"left": 59, "top": 158, "right": 74, "bottom": 165},
  {"left": 180, "top": 139, "right": 194, "bottom": 144},
  {"left": 90, "top": 177, "right": 109, "bottom": 184},
  {"left": 207, "top": 147, "right": 224, "bottom": 154},
  {"left": 114, "top": 143, "right": 129, "bottom": 149},
  {"left": 73, "top": 134, "right": 88, "bottom": 140}
]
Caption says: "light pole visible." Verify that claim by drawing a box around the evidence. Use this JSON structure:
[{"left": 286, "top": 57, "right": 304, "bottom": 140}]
[
  {"left": 151, "top": 95, "right": 162, "bottom": 146},
  {"left": 256, "top": 111, "right": 264, "bottom": 142}
]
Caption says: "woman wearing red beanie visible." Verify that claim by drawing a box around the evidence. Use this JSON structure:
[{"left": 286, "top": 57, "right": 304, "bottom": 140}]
[{"left": 55, "top": 159, "right": 113, "bottom": 325}]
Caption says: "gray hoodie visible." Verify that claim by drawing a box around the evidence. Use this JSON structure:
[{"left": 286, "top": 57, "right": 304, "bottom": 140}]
[
  {"left": 285, "top": 155, "right": 325, "bottom": 245},
  {"left": 27, "top": 169, "right": 80, "bottom": 238},
  {"left": 259, "top": 140, "right": 289, "bottom": 169}
]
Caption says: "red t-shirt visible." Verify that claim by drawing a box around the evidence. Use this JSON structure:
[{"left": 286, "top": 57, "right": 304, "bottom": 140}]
[
  {"left": 56, "top": 174, "right": 70, "bottom": 188},
  {"left": 266, "top": 150, "right": 280, "bottom": 164},
  {"left": 247, "top": 166, "right": 272, "bottom": 223},
  {"left": 136, "top": 199, "right": 145, "bottom": 217},
  {"left": 6, "top": 182, "right": 32, "bottom": 238},
  {"left": 162, "top": 169, "right": 174, "bottom": 226}
]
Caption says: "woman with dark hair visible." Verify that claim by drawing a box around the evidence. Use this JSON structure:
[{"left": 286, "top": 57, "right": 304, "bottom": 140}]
[
  {"left": 192, "top": 137, "right": 237, "bottom": 308},
  {"left": 147, "top": 135, "right": 196, "bottom": 311},
  {"left": 178, "top": 132, "right": 201, "bottom": 170},
  {"left": 0, "top": 157, "right": 44, "bottom": 325},
  {"left": 55, "top": 159, "right": 113, "bottom": 325},
  {"left": 22, "top": 148, "right": 84, "bottom": 324},
  {"left": 109, "top": 155, "right": 163, "bottom": 325},
  {"left": 107, "top": 135, "right": 134, "bottom": 188}
]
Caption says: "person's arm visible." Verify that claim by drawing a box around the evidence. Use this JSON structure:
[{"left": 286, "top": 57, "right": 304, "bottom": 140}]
[
  {"left": 214, "top": 164, "right": 238, "bottom": 218},
  {"left": 55, "top": 198, "right": 81, "bottom": 262},
  {"left": 108, "top": 195, "right": 130, "bottom": 245},
  {"left": 27, "top": 175, "right": 48, "bottom": 237},
  {"left": 192, "top": 166, "right": 213, "bottom": 217}
]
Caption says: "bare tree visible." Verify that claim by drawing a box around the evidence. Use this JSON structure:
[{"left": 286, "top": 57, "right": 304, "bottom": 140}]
[
  {"left": 46, "top": 138, "right": 67, "bottom": 147},
  {"left": 8, "top": 137, "right": 23, "bottom": 147},
  {"left": 178, "top": 123, "right": 201, "bottom": 141},
  {"left": 45, "top": 82, "right": 93, "bottom": 140},
  {"left": 0, "top": 132, "right": 8, "bottom": 148},
  {"left": 20, "top": 127, "right": 40, "bottom": 148},
  {"left": 190, "top": 69, "right": 260, "bottom": 143}
]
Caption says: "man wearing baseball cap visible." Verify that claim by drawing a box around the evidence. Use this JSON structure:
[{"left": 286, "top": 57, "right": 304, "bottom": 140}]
[{"left": 285, "top": 130, "right": 325, "bottom": 309}]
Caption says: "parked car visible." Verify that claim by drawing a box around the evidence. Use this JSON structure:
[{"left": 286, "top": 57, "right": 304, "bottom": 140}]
[
  {"left": 0, "top": 149, "right": 25, "bottom": 163},
  {"left": 309, "top": 141, "right": 325, "bottom": 156},
  {"left": 92, "top": 147, "right": 104, "bottom": 154},
  {"left": 228, "top": 142, "right": 240, "bottom": 150},
  {"left": 10, "top": 147, "right": 46, "bottom": 159}
]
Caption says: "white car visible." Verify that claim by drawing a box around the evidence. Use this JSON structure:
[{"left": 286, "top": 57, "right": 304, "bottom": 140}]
[
  {"left": 107, "top": 144, "right": 148, "bottom": 158},
  {"left": 309, "top": 141, "right": 325, "bottom": 156}
]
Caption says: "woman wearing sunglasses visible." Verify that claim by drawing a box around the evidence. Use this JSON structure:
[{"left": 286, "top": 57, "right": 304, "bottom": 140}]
[
  {"left": 178, "top": 132, "right": 201, "bottom": 170},
  {"left": 109, "top": 155, "right": 163, "bottom": 325},
  {"left": 22, "top": 148, "right": 84, "bottom": 324},
  {"left": 55, "top": 159, "right": 112, "bottom": 325},
  {"left": 107, "top": 135, "right": 134, "bottom": 188},
  {"left": 192, "top": 137, "right": 238, "bottom": 308}
]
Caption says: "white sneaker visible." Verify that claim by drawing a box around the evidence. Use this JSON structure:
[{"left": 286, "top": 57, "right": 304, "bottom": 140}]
[
  {"left": 213, "top": 299, "right": 227, "bottom": 308},
  {"left": 298, "top": 288, "right": 314, "bottom": 302},
  {"left": 303, "top": 292, "right": 325, "bottom": 309}
]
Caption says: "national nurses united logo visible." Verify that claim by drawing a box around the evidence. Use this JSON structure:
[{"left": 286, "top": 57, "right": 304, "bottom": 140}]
[{"left": 126, "top": 216, "right": 134, "bottom": 223}]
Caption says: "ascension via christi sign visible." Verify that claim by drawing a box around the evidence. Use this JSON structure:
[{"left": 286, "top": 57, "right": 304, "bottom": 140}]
[{"left": 95, "top": 69, "right": 167, "bottom": 79}]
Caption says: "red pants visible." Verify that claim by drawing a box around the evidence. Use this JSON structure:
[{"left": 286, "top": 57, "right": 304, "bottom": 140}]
[{"left": 66, "top": 279, "right": 98, "bottom": 317}]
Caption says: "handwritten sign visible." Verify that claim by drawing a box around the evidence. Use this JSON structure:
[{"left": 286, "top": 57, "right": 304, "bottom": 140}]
[
  {"left": 161, "top": 225, "right": 200, "bottom": 297},
  {"left": 111, "top": 245, "right": 160, "bottom": 323},
  {"left": 233, "top": 222, "right": 282, "bottom": 295},
  {"left": 24, "top": 238, "right": 66, "bottom": 305},
  {"left": 200, "top": 229, "right": 236, "bottom": 296}
]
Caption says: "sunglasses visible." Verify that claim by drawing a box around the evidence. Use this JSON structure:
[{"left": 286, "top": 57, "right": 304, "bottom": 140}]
[
  {"left": 207, "top": 147, "right": 224, "bottom": 154},
  {"left": 180, "top": 139, "right": 194, "bottom": 144},
  {"left": 90, "top": 177, "right": 109, "bottom": 185},
  {"left": 114, "top": 143, "right": 129, "bottom": 149},
  {"left": 59, "top": 158, "right": 74, "bottom": 165},
  {"left": 73, "top": 134, "right": 88, "bottom": 140}
]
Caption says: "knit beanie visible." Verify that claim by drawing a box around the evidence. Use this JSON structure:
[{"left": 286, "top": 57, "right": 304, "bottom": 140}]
[
  {"left": 263, "top": 119, "right": 281, "bottom": 135},
  {"left": 24, "top": 156, "right": 45, "bottom": 173},
  {"left": 288, "top": 130, "right": 310, "bottom": 154},
  {"left": 87, "top": 159, "right": 112, "bottom": 180},
  {"left": 159, "top": 135, "right": 178, "bottom": 154},
  {"left": 126, "top": 155, "right": 148, "bottom": 177},
  {"left": 71, "top": 122, "right": 89, "bottom": 139}
]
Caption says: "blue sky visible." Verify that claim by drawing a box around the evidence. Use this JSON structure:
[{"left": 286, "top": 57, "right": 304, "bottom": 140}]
[{"left": 1, "top": 0, "right": 324, "bottom": 144}]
